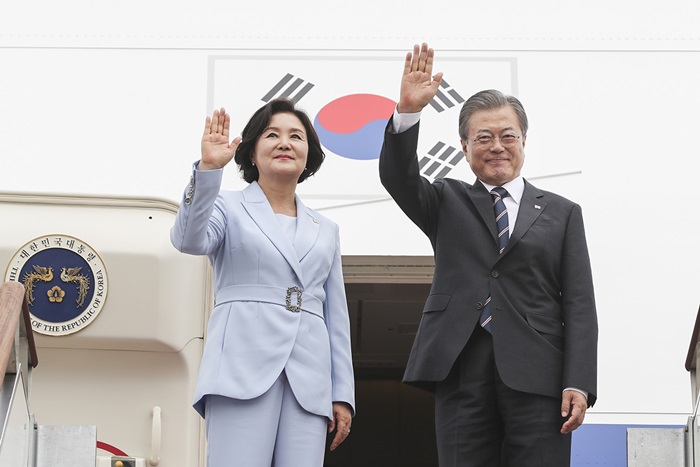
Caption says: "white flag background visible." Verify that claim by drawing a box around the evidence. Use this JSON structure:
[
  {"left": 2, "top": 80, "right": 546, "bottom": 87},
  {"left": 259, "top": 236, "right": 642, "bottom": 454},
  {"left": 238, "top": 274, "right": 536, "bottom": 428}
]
[{"left": 208, "top": 51, "right": 516, "bottom": 197}]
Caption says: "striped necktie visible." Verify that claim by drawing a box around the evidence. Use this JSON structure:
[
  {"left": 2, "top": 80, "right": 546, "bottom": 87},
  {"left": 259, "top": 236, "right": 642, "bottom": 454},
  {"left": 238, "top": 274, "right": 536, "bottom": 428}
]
[{"left": 479, "top": 186, "right": 510, "bottom": 333}]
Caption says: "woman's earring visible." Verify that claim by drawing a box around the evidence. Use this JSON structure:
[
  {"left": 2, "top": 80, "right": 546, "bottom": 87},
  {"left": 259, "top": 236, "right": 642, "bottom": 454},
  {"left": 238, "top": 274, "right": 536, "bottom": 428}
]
[{"left": 251, "top": 160, "right": 256, "bottom": 166}]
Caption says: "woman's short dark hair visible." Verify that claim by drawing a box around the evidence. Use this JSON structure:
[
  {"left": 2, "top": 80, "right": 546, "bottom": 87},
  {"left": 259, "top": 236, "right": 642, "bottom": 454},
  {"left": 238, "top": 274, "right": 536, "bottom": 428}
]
[{"left": 234, "top": 98, "right": 325, "bottom": 184}]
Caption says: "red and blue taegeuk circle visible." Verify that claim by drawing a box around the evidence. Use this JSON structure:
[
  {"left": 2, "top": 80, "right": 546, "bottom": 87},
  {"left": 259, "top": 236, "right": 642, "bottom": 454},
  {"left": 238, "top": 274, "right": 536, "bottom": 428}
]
[{"left": 313, "top": 94, "right": 396, "bottom": 160}]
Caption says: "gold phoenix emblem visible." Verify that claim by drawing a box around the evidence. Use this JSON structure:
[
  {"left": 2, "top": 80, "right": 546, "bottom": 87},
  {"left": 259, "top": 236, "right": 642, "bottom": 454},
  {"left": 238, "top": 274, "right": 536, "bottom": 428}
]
[
  {"left": 22, "top": 265, "right": 54, "bottom": 306},
  {"left": 60, "top": 267, "right": 90, "bottom": 308},
  {"left": 6, "top": 234, "right": 108, "bottom": 337},
  {"left": 21, "top": 264, "right": 90, "bottom": 308}
]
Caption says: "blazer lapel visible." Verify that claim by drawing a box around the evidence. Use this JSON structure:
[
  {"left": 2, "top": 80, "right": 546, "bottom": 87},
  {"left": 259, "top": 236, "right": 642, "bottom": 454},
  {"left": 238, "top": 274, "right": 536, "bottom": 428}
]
[
  {"left": 240, "top": 182, "right": 305, "bottom": 284},
  {"left": 467, "top": 180, "right": 499, "bottom": 244},
  {"left": 504, "top": 179, "right": 546, "bottom": 254},
  {"left": 294, "top": 196, "right": 320, "bottom": 263}
]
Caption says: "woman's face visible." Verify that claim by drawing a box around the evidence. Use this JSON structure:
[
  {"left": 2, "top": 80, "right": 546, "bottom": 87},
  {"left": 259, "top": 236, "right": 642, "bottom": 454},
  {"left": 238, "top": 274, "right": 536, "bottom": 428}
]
[{"left": 252, "top": 112, "right": 309, "bottom": 185}]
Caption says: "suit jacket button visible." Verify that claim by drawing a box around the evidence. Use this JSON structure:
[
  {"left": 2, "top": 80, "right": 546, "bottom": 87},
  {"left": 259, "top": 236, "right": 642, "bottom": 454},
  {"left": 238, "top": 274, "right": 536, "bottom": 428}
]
[
  {"left": 491, "top": 270, "right": 499, "bottom": 278},
  {"left": 475, "top": 302, "right": 484, "bottom": 310}
]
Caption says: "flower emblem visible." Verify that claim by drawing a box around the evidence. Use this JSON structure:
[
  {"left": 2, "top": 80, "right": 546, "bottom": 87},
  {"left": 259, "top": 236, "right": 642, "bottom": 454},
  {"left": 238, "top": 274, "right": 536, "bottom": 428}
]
[{"left": 47, "top": 286, "right": 65, "bottom": 303}]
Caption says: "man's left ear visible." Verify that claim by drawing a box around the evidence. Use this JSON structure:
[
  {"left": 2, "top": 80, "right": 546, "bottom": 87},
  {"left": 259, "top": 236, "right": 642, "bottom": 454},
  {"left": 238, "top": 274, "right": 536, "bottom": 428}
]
[{"left": 522, "top": 133, "right": 527, "bottom": 148}]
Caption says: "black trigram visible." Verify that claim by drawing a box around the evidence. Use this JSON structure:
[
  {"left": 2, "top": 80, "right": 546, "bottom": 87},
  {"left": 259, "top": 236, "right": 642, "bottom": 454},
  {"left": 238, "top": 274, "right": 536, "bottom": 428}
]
[
  {"left": 261, "top": 74, "right": 315, "bottom": 103},
  {"left": 429, "top": 78, "right": 465, "bottom": 113},
  {"left": 419, "top": 142, "right": 464, "bottom": 180}
]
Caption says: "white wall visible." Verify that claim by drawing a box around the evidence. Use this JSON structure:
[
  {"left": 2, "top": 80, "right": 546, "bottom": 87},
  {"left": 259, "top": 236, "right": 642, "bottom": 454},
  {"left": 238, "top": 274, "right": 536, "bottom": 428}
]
[{"left": 2, "top": 0, "right": 699, "bottom": 427}]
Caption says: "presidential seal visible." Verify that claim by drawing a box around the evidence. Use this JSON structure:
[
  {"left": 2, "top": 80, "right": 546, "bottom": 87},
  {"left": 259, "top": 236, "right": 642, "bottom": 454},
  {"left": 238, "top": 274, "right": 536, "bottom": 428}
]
[{"left": 4, "top": 235, "right": 108, "bottom": 336}]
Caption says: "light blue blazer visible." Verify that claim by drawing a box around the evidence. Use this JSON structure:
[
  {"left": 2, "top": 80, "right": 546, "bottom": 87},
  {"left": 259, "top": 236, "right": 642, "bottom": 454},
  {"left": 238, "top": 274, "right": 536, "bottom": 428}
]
[{"left": 171, "top": 164, "right": 355, "bottom": 420}]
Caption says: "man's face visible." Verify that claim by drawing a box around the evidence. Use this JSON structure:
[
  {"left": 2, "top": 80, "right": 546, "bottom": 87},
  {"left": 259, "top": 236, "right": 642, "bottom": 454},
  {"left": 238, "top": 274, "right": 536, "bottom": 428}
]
[{"left": 461, "top": 106, "right": 526, "bottom": 186}]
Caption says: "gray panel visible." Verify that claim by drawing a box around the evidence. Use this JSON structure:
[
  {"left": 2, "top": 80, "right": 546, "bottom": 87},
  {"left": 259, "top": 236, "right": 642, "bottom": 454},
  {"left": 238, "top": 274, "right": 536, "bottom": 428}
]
[
  {"left": 0, "top": 373, "right": 30, "bottom": 467},
  {"left": 627, "top": 428, "right": 685, "bottom": 467},
  {"left": 36, "top": 425, "right": 96, "bottom": 467}
]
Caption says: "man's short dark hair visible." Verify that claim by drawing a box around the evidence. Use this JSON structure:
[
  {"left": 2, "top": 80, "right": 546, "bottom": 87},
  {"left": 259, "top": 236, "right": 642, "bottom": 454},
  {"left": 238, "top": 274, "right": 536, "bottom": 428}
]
[{"left": 458, "top": 90, "right": 529, "bottom": 141}]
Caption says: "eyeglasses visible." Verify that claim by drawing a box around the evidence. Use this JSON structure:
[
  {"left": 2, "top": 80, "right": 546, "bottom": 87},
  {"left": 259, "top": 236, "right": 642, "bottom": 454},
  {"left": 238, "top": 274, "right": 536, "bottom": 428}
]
[{"left": 471, "top": 134, "right": 522, "bottom": 148}]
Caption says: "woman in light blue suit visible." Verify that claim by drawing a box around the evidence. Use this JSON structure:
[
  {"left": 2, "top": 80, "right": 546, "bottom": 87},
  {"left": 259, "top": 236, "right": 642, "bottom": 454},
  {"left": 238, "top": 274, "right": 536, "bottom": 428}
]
[{"left": 171, "top": 98, "right": 355, "bottom": 466}]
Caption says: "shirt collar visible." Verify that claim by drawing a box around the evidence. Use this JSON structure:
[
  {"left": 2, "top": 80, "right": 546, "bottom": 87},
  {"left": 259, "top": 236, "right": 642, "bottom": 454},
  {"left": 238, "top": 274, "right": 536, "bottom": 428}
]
[{"left": 480, "top": 176, "right": 524, "bottom": 204}]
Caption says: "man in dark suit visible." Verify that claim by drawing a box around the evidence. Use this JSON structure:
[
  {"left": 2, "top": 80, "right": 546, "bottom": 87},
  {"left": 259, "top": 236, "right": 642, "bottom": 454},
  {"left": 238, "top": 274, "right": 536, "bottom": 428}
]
[{"left": 379, "top": 43, "right": 598, "bottom": 466}]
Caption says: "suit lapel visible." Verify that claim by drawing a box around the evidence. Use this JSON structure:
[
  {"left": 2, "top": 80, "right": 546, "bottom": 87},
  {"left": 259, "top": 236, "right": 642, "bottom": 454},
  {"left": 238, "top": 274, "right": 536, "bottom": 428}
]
[
  {"left": 467, "top": 179, "right": 546, "bottom": 255},
  {"left": 294, "top": 196, "right": 320, "bottom": 263},
  {"left": 240, "top": 182, "right": 305, "bottom": 284},
  {"left": 467, "top": 180, "right": 499, "bottom": 245},
  {"left": 504, "top": 180, "right": 545, "bottom": 255}
]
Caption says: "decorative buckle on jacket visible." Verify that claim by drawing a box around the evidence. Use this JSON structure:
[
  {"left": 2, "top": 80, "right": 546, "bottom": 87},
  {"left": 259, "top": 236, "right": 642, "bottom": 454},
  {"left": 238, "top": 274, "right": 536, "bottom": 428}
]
[{"left": 285, "top": 286, "right": 303, "bottom": 312}]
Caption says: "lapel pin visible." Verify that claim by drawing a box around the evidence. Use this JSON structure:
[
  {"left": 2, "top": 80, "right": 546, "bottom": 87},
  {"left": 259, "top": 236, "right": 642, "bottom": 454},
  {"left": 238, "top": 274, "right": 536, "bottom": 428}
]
[
  {"left": 312, "top": 218, "right": 320, "bottom": 224},
  {"left": 534, "top": 204, "right": 541, "bottom": 210}
]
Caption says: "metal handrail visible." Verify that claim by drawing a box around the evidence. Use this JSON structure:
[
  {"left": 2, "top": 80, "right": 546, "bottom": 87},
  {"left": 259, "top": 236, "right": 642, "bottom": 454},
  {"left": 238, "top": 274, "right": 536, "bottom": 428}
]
[
  {"left": 686, "top": 304, "right": 700, "bottom": 372},
  {"left": 0, "top": 282, "right": 37, "bottom": 381}
]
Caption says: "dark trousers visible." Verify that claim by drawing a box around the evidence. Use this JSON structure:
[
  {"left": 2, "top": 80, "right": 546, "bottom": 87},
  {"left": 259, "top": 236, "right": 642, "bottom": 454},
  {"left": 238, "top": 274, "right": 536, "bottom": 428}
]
[{"left": 434, "top": 326, "right": 571, "bottom": 467}]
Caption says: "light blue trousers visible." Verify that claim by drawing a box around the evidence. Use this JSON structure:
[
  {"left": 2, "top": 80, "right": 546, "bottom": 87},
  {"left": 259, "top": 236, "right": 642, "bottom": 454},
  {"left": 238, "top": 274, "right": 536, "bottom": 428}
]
[{"left": 204, "top": 371, "right": 328, "bottom": 467}]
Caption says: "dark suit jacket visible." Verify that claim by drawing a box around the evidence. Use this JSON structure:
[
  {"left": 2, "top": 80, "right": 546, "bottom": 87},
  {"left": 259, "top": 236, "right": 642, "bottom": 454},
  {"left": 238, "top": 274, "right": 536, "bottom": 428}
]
[{"left": 379, "top": 121, "right": 598, "bottom": 406}]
